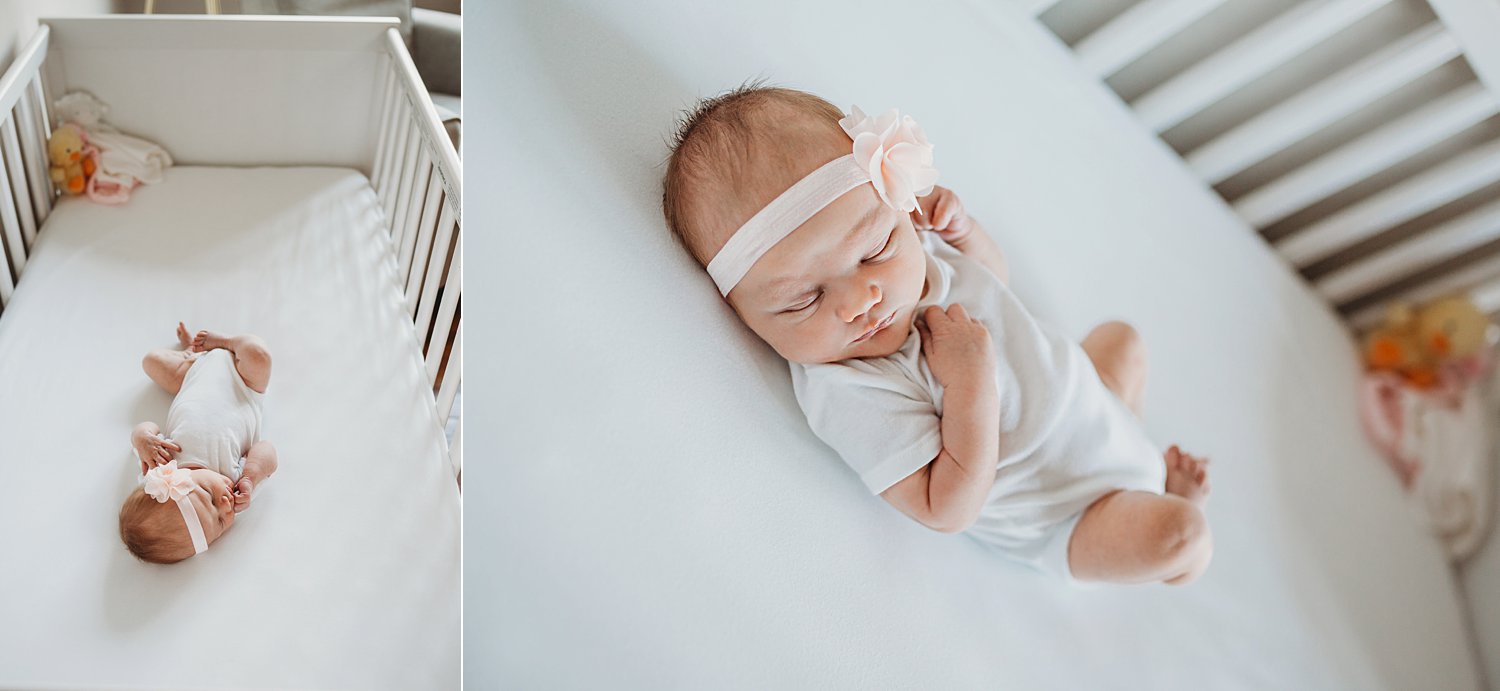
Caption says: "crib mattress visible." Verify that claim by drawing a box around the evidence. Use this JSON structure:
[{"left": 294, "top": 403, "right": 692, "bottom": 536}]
[
  {"left": 0, "top": 167, "right": 459, "bottom": 689},
  {"left": 467, "top": 1, "right": 1481, "bottom": 688}
]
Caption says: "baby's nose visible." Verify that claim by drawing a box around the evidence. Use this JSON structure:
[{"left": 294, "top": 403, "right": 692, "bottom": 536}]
[{"left": 836, "top": 284, "right": 882, "bottom": 323}]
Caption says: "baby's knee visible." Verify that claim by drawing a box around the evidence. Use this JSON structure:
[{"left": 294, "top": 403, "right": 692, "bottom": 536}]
[
  {"left": 237, "top": 338, "right": 273, "bottom": 371},
  {"left": 1147, "top": 499, "right": 1210, "bottom": 572},
  {"left": 1102, "top": 321, "right": 1147, "bottom": 372}
]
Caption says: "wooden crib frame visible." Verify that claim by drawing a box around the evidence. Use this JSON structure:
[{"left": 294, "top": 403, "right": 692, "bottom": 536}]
[{"left": 0, "top": 16, "right": 463, "bottom": 476}]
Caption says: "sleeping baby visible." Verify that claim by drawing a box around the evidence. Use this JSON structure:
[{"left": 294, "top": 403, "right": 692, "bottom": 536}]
[
  {"left": 118, "top": 323, "right": 278, "bottom": 564},
  {"left": 661, "top": 84, "right": 1214, "bottom": 585}
]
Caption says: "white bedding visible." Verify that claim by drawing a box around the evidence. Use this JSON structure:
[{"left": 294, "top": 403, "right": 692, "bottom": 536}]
[
  {"left": 468, "top": 1, "right": 1481, "bottom": 688},
  {"left": 1464, "top": 441, "right": 1500, "bottom": 687},
  {"left": 0, "top": 167, "right": 460, "bottom": 689}
]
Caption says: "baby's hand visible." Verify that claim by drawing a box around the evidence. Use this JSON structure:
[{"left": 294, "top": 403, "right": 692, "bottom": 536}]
[
  {"left": 916, "top": 304, "right": 995, "bottom": 389},
  {"left": 232, "top": 477, "right": 254, "bottom": 513},
  {"left": 132, "top": 427, "right": 181, "bottom": 473},
  {"left": 911, "top": 186, "right": 972, "bottom": 244}
]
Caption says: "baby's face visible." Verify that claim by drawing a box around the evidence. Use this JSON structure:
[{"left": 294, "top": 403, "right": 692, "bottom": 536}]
[
  {"left": 726, "top": 184, "right": 928, "bottom": 364},
  {"left": 185, "top": 468, "right": 236, "bottom": 544}
]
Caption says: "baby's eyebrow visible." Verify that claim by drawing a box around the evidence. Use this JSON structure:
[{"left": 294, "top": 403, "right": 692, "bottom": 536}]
[{"left": 848, "top": 204, "right": 885, "bottom": 242}]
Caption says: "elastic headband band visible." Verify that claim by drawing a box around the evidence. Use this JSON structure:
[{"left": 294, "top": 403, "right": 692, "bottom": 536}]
[
  {"left": 704, "top": 105, "right": 939, "bottom": 297},
  {"left": 174, "top": 495, "right": 209, "bottom": 554},
  {"left": 706, "top": 154, "right": 869, "bottom": 296}
]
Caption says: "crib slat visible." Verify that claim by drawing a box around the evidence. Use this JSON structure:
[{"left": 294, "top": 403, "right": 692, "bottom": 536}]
[
  {"left": 436, "top": 322, "right": 461, "bottom": 418},
  {"left": 385, "top": 123, "right": 420, "bottom": 232},
  {"left": 375, "top": 108, "right": 401, "bottom": 214},
  {"left": 0, "top": 143, "right": 25, "bottom": 278},
  {"left": 391, "top": 144, "right": 428, "bottom": 252},
  {"left": 425, "top": 246, "right": 461, "bottom": 381},
  {"left": 2, "top": 117, "right": 37, "bottom": 249},
  {"left": 0, "top": 248, "right": 13, "bottom": 308},
  {"left": 1185, "top": 23, "right": 1459, "bottom": 185},
  {"left": 1073, "top": 0, "right": 1226, "bottom": 78},
  {"left": 1347, "top": 251, "right": 1500, "bottom": 329},
  {"left": 413, "top": 204, "right": 455, "bottom": 346},
  {"left": 394, "top": 155, "right": 433, "bottom": 278},
  {"left": 1316, "top": 197, "right": 1500, "bottom": 303},
  {"left": 1277, "top": 137, "right": 1500, "bottom": 267},
  {"left": 379, "top": 111, "right": 413, "bottom": 221},
  {"left": 371, "top": 65, "right": 399, "bottom": 192},
  {"left": 404, "top": 173, "right": 444, "bottom": 307},
  {"left": 23, "top": 78, "right": 51, "bottom": 223},
  {"left": 14, "top": 85, "right": 48, "bottom": 233},
  {"left": 1132, "top": 0, "right": 1392, "bottom": 133},
  {"left": 1233, "top": 83, "right": 1497, "bottom": 228}
]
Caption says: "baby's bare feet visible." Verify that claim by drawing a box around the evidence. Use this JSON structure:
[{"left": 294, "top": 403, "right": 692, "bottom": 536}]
[
  {"left": 192, "top": 330, "right": 227, "bottom": 353},
  {"left": 176, "top": 321, "right": 194, "bottom": 350},
  {"left": 1164, "top": 444, "right": 1211, "bottom": 508}
]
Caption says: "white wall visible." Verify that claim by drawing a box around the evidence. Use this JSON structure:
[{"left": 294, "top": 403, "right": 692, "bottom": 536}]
[{"left": 0, "top": 0, "right": 116, "bottom": 72}]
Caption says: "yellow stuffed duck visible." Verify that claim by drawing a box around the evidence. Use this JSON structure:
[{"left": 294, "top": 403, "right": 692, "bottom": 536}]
[
  {"left": 47, "top": 123, "right": 96, "bottom": 195},
  {"left": 1362, "top": 296, "right": 1492, "bottom": 390}
]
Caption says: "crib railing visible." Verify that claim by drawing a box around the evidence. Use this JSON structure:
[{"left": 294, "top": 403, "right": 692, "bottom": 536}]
[
  {"left": 371, "top": 27, "right": 463, "bottom": 478},
  {"left": 0, "top": 26, "right": 54, "bottom": 312}
]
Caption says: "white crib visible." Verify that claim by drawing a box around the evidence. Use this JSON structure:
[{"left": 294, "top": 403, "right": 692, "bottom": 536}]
[{"left": 0, "top": 16, "right": 460, "bottom": 690}]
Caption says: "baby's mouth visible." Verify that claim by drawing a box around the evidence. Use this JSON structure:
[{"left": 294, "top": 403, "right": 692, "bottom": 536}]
[{"left": 853, "top": 312, "right": 896, "bottom": 344}]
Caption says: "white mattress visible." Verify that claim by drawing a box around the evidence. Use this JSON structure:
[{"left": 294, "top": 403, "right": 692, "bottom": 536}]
[
  {"left": 1464, "top": 444, "right": 1500, "bottom": 687},
  {"left": 0, "top": 167, "right": 460, "bottom": 689},
  {"left": 467, "top": 1, "right": 1482, "bottom": 688}
]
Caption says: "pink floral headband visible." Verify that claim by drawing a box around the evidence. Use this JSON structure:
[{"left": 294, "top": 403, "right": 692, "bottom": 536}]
[
  {"left": 141, "top": 460, "right": 208, "bottom": 555},
  {"left": 706, "top": 105, "right": 939, "bottom": 296}
]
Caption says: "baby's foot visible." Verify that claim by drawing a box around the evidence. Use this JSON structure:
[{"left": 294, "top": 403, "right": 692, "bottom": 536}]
[
  {"left": 1163, "top": 444, "right": 1211, "bottom": 508},
  {"left": 192, "top": 330, "right": 227, "bottom": 353},
  {"left": 176, "top": 321, "right": 193, "bottom": 350}
]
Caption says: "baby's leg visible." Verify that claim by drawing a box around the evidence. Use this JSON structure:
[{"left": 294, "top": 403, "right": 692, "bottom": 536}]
[
  {"left": 195, "top": 331, "right": 272, "bottom": 394},
  {"left": 142, "top": 324, "right": 200, "bottom": 394},
  {"left": 1082, "top": 321, "right": 1147, "bottom": 417},
  {"left": 1067, "top": 490, "right": 1212, "bottom": 585}
]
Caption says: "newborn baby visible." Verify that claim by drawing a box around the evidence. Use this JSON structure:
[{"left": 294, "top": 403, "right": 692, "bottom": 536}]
[
  {"left": 662, "top": 85, "right": 1213, "bottom": 585},
  {"left": 118, "top": 323, "right": 278, "bottom": 564}
]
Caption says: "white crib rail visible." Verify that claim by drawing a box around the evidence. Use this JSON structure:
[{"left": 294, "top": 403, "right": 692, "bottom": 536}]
[
  {"left": 0, "top": 26, "right": 54, "bottom": 313},
  {"left": 371, "top": 27, "right": 463, "bottom": 477}
]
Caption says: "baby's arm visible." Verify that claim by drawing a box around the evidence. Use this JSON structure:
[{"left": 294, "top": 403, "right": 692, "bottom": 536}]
[
  {"left": 913, "top": 186, "right": 1010, "bottom": 286},
  {"left": 880, "top": 305, "right": 1000, "bottom": 533},
  {"left": 232, "top": 440, "right": 278, "bottom": 513},
  {"left": 130, "top": 421, "right": 181, "bottom": 474}
]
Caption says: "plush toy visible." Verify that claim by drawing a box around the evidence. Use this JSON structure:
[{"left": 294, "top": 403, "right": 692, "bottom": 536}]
[
  {"left": 51, "top": 90, "right": 172, "bottom": 205},
  {"left": 47, "top": 124, "right": 96, "bottom": 196},
  {"left": 1363, "top": 296, "right": 1492, "bottom": 390}
]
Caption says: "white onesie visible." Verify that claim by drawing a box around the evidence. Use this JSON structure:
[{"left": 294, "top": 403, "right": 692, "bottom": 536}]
[
  {"left": 790, "top": 232, "right": 1165, "bottom": 582},
  {"left": 166, "top": 348, "right": 264, "bottom": 482}
]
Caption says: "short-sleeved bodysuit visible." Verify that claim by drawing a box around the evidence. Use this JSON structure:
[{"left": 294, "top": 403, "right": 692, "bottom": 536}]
[
  {"left": 790, "top": 232, "right": 1165, "bottom": 582},
  {"left": 165, "top": 348, "right": 264, "bottom": 482}
]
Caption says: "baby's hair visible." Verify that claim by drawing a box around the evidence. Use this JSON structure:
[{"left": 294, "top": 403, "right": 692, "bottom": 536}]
[
  {"left": 661, "top": 78, "right": 849, "bottom": 265},
  {"left": 119, "top": 489, "right": 193, "bottom": 564}
]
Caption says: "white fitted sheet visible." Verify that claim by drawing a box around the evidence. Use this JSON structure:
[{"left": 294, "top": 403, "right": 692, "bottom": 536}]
[
  {"left": 0, "top": 167, "right": 459, "bottom": 690},
  {"left": 468, "top": 1, "right": 1482, "bottom": 688}
]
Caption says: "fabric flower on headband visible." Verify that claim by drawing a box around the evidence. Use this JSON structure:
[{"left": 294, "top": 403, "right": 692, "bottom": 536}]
[
  {"left": 143, "top": 461, "right": 195, "bottom": 503},
  {"left": 839, "top": 106, "right": 939, "bottom": 215}
]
